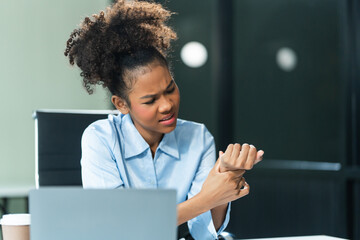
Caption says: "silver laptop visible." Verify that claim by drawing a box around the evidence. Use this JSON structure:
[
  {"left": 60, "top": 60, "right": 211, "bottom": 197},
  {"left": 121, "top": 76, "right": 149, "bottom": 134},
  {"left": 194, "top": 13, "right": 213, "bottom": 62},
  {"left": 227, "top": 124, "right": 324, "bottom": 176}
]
[{"left": 29, "top": 188, "right": 177, "bottom": 240}]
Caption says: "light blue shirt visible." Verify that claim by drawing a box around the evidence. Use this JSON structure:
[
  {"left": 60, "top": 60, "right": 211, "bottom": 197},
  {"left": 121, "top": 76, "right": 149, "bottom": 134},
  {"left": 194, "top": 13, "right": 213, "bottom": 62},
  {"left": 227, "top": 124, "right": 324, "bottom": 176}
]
[{"left": 81, "top": 113, "right": 230, "bottom": 239}]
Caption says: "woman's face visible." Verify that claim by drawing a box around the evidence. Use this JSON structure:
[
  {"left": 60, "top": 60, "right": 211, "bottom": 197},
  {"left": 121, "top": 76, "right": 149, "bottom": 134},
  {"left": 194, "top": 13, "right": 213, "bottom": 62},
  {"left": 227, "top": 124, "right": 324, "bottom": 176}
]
[{"left": 118, "top": 64, "right": 180, "bottom": 143}]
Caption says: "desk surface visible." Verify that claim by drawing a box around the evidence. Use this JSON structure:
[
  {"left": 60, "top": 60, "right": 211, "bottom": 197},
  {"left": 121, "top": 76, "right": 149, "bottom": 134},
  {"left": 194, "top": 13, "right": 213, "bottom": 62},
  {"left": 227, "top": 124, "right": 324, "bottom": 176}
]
[
  {"left": 0, "top": 185, "right": 35, "bottom": 198},
  {"left": 241, "top": 235, "right": 347, "bottom": 240}
]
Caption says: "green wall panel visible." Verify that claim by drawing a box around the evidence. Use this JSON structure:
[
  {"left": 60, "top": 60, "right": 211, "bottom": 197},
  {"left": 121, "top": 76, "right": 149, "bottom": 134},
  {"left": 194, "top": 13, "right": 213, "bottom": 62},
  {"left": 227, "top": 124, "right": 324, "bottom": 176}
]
[{"left": 0, "top": 0, "right": 111, "bottom": 186}]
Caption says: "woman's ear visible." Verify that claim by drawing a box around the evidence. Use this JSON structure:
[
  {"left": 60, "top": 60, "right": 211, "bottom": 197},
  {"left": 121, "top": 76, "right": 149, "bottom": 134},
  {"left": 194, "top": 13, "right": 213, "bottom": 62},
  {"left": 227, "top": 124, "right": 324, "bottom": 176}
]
[{"left": 111, "top": 95, "right": 130, "bottom": 114}]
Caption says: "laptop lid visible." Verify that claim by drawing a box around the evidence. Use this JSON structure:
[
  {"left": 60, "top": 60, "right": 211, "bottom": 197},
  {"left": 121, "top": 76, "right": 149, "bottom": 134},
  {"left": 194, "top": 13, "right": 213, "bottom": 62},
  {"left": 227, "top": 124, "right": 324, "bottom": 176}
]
[{"left": 29, "top": 188, "right": 177, "bottom": 240}]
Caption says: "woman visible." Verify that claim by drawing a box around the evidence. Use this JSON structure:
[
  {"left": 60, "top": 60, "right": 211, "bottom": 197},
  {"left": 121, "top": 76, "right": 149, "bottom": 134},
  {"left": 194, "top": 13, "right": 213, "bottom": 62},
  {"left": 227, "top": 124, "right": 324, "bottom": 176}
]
[{"left": 65, "top": 1, "right": 264, "bottom": 239}]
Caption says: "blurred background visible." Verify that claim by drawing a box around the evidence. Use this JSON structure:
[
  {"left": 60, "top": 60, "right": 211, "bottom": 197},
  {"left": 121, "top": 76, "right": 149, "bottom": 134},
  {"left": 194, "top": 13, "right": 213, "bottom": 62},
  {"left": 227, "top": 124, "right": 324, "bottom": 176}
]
[{"left": 0, "top": 0, "right": 359, "bottom": 239}]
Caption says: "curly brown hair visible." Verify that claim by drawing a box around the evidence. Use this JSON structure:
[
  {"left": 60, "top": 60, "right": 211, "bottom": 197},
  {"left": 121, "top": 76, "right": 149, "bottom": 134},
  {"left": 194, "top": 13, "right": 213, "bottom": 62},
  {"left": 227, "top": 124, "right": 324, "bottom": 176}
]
[{"left": 64, "top": 0, "right": 177, "bottom": 103}]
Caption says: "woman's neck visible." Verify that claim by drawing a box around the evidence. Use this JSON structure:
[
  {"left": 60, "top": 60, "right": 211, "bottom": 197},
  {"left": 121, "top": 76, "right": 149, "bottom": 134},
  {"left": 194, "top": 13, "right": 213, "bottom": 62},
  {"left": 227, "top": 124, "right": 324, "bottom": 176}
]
[
  {"left": 146, "top": 134, "right": 163, "bottom": 158},
  {"left": 129, "top": 115, "right": 164, "bottom": 158}
]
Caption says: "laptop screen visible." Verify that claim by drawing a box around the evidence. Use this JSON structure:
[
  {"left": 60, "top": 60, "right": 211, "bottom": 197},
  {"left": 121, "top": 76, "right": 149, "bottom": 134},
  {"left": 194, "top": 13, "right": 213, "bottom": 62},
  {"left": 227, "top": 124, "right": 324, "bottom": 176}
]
[{"left": 29, "top": 188, "right": 177, "bottom": 240}]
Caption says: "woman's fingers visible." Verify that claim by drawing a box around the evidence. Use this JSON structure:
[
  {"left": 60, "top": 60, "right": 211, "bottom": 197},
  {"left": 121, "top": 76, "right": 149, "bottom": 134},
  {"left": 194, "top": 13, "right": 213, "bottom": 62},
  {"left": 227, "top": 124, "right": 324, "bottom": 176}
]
[
  {"left": 222, "top": 174, "right": 250, "bottom": 202},
  {"left": 220, "top": 144, "right": 237, "bottom": 171},
  {"left": 214, "top": 154, "right": 223, "bottom": 173},
  {"left": 233, "top": 177, "right": 250, "bottom": 200},
  {"left": 201, "top": 164, "right": 251, "bottom": 209},
  {"left": 254, "top": 150, "right": 264, "bottom": 165},
  {"left": 244, "top": 145, "right": 257, "bottom": 170},
  {"left": 231, "top": 143, "right": 241, "bottom": 160},
  {"left": 220, "top": 143, "right": 264, "bottom": 172},
  {"left": 238, "top": 143, "right": 250, "bottom": 168},
  {"left": 236, "top": 181, "right": 250, "bottom": 198},
  {"left": 228, "top": 177, "right": 250, "bottom": 201},
  {"left": 225, "top": 144, "right": 234, "bottom": 157},
  {"left": 237, "top": 177, "right": 246, "bottom": 189}
]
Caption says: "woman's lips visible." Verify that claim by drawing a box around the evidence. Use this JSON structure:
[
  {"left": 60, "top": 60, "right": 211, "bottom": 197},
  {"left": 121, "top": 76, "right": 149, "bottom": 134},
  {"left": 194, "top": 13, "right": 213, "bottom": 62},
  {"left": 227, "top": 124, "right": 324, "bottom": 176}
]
[{"left": 159, "top": 113, "right": 176, "bottom": 125}]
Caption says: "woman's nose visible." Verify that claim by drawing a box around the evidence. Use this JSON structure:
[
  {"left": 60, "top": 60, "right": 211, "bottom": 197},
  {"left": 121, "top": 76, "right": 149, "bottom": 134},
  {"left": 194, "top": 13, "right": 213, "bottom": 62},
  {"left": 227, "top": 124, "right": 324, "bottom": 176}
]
[{"left": 158, "top": 96, "right": 172, "bottom": 113}]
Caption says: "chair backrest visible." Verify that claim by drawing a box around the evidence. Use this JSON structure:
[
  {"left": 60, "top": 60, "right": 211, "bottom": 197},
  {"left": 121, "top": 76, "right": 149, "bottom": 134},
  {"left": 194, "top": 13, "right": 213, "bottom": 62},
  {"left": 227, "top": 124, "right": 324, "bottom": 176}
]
[{"left": 33, "top": 109, "right": 119, "bottom": 188}]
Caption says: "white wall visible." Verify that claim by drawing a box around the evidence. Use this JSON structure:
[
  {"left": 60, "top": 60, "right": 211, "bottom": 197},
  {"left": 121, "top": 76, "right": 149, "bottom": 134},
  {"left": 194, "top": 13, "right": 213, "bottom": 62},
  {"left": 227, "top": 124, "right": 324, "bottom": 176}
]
[{"left": 0, "top": 0, "right": 111, "bottom": 186}]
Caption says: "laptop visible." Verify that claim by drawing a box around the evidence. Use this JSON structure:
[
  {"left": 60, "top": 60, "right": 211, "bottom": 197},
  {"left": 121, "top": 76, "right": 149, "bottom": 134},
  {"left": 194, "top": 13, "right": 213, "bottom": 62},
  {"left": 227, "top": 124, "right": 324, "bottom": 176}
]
[{"left": 29, "top": 188, "right": 177, "bottom": 240}]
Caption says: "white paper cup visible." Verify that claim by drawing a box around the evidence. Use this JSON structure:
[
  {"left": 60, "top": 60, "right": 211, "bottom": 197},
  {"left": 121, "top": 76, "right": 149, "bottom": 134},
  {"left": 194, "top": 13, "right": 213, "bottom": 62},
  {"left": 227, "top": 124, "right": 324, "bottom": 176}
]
[{"left": 0, "top": 214, "right": 30, "bottom": 240}]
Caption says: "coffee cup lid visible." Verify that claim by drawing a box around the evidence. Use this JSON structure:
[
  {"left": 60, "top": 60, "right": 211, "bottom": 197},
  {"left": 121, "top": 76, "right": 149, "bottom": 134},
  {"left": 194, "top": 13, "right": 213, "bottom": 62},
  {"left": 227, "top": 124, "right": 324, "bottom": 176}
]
[{"left": 0, "top": 214, "right": 31, "bottom": 226}]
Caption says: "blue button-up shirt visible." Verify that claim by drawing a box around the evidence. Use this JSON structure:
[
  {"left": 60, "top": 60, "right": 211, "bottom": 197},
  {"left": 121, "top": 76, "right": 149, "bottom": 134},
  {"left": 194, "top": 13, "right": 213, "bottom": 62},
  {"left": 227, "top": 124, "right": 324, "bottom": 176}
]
[{"left": 81, "top": 113, "right": 230, "bottom": 239}]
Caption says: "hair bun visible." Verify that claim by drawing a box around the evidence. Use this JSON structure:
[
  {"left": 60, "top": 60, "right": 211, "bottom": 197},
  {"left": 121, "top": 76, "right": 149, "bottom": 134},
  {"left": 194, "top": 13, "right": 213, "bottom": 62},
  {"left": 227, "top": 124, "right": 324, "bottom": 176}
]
[{"left": 64, "top": 0, "right": 177, "bottom": 95}]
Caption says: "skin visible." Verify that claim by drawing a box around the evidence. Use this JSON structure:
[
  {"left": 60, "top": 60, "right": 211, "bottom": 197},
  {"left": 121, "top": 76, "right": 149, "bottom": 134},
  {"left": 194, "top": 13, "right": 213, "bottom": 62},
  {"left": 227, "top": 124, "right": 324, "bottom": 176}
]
[
  {"left": 219, "top": 144, "right": 264, "bottom": 173},
  {"left": 111, "top": 62, "right": 264, "bottom": 231},
  {"left": 112, "top": 63, "right": 180, "bottom": 156}
]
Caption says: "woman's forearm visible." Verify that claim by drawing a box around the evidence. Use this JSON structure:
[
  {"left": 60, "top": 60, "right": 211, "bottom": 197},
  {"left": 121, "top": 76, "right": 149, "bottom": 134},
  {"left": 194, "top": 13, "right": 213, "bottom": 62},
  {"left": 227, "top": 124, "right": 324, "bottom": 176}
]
[
  {"left": 177, "top": 193, "right": 210, "bottom": 226},
  {"left": 177, "top": 158, "right": 247, "bottom": 226},
  {"left": 177, "top": 194, "right": 228, "bottom": 231}
]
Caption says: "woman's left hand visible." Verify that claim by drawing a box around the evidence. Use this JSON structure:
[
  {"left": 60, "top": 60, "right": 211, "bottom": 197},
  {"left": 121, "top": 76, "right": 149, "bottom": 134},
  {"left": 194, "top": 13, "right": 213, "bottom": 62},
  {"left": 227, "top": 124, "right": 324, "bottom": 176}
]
[{"left": 219, "top": 143, "right": 264, "bottom": 173}]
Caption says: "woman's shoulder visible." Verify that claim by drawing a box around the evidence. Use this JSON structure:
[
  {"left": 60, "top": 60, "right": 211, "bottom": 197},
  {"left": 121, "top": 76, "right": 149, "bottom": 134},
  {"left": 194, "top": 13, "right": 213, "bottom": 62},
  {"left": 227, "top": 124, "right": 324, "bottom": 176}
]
[
  {"left": 176, "top": 118, "right": 208, "bottom": 129},
  {"left": 82, "top": 113, "right": 122, "bottom": 148},
  {"left": 84, "top": 114, "right": 117, "bottom": 133},
  {"left": 175, "top": 118, "right": 213, "bottom": 139},
  {"left": 173, "top": 119, "right": 214, "bottom": 155}
]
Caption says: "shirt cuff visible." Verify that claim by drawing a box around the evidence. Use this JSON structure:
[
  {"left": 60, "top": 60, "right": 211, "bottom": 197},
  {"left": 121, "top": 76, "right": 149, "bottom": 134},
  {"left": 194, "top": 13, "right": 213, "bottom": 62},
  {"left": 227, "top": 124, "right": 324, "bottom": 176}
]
[{"left": 188, "top": 202, "right": 231, "bottom": 240}]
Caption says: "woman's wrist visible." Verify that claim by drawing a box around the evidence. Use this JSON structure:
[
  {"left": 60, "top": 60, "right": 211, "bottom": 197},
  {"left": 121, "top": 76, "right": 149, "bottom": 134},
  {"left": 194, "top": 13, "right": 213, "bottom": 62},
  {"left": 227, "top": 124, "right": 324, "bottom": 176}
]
[{"left": 197, "top": 189, "right": 216, "bottom": 211}]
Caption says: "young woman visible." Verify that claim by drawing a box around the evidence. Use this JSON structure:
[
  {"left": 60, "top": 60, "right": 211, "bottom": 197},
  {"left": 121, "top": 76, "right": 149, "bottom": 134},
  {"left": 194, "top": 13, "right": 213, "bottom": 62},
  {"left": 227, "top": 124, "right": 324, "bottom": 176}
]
[{"left": 65, "top": 1, "right": 264, "bottom": 239}]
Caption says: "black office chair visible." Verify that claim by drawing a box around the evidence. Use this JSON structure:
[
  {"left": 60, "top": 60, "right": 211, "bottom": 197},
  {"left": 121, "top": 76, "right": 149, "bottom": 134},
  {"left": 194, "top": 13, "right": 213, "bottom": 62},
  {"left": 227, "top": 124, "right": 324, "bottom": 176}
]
[{"left": 33, "top": 109, "right": 118, "bottom": 187}]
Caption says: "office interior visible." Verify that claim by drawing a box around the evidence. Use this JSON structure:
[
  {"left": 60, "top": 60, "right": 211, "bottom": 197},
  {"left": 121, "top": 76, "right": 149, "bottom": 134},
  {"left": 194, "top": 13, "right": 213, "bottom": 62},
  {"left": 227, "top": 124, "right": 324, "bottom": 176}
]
[{"left": 0, "top": 0, "right": 359, "bottom": 239}]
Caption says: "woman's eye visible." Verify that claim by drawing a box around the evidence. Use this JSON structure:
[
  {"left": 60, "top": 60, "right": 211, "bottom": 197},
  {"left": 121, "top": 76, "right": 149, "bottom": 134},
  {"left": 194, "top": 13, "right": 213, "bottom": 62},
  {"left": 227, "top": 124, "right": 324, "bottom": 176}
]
[{"left": 144, "top": 99, "right": 155, "bottom": 105}]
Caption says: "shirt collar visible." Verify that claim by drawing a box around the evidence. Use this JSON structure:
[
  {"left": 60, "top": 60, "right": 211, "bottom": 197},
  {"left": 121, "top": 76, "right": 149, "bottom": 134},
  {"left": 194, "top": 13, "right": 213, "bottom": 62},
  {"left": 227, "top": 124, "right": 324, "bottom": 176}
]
[
  {"left": 121, "top": 114, "right": 149, "bottom": 159},
  {"left": 158, "top": 130, "right": 180, "bottom": 160},
  {"left": 120, "top": 114, "right": 179, "bottom": 160}
]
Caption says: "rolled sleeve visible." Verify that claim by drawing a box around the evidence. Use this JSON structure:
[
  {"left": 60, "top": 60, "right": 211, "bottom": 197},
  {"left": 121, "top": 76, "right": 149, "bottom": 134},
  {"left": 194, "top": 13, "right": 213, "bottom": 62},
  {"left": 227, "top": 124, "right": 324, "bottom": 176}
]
[{"left": 188, "top": 203, "right": 231, "bottom": 240}]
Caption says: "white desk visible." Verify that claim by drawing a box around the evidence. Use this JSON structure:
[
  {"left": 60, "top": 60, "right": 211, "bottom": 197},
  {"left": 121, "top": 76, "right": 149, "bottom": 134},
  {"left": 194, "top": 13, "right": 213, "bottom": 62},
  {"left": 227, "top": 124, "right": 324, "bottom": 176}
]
[
  {"left": 241, "top": 235, "right": 347, "bottom": 240},
  {"left": 0, "top": 185, "right": 35, "bottom": 198}
]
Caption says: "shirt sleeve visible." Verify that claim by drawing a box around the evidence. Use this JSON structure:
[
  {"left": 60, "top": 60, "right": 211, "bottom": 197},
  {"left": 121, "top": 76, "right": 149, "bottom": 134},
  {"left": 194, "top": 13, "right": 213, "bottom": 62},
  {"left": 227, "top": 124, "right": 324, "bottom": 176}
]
[
  {"left": 187, "top": 126, "right": 231, "bottom": 240},
  {"left": 81, "top": 125, "right": 124, "bottom": 189}
]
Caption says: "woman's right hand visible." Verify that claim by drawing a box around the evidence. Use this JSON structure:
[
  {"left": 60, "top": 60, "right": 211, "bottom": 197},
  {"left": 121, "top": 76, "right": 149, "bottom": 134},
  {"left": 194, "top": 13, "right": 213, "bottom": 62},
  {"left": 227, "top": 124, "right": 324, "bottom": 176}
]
[
  {"left": 219, "top": 143, "right": 264, "bottom": 173},
  {"left": 199, "top": 158, "right": 250, "bottom": 210}
]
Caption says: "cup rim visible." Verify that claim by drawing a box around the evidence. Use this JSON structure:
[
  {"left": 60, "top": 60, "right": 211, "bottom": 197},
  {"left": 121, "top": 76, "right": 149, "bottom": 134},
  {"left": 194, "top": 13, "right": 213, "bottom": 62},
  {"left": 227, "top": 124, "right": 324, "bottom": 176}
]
[{"left": 0, "top": 214, "right": 31, "bottom": 226}]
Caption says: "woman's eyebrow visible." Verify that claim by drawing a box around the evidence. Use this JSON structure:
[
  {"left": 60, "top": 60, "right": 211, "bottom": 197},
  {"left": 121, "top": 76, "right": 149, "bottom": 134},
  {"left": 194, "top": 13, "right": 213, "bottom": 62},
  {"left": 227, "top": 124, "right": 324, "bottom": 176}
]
[
  {"left": 166, "top": 79, "right": 174, "bottom": 89},
  {"left": 140, "top": 93, "right": 157, "bottom": 99},
  {"left": 139, "top": 80, "right": 174, "bottom": 99}
]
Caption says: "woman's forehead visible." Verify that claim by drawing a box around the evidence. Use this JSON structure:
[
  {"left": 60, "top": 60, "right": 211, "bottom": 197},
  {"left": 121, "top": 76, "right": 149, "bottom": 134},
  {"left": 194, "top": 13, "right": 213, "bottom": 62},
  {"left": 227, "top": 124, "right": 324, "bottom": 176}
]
[{"left": 130, "top": 65, "right": 172, "bottom": 93}]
